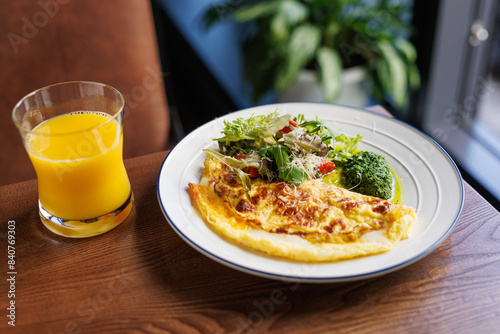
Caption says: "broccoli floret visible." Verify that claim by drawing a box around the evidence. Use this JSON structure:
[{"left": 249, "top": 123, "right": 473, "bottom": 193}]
[{"left": 341, "top": 151, "right": 394, "bottom": 199}]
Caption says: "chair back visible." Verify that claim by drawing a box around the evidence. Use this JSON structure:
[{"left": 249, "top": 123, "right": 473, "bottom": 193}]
[{"left": 0, "top": 0, "right": 170, "bottom": 186}]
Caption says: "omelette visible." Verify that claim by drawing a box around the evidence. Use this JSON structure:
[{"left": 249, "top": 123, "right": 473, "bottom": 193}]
[
  {"left": 187, "top": 112, "right": 416, "bottom": 262},
  {"left": 188, "top": 157, "right": 416, "bottom": 262}
]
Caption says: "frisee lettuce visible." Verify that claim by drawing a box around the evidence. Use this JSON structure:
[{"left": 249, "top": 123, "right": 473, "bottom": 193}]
[{"left": 216, "top": 110, "right": 289, "bottom": 152}]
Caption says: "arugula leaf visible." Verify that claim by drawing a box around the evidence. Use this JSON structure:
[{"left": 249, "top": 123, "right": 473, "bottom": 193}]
[
  {"left": 263, "top": 145, "right": 308, "bottom": 186},
  {"left": 299, "top": 118, "right": 336, "bottom": 147}
]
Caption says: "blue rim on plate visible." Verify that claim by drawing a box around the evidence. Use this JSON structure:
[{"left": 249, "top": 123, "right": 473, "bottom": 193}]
[{"left": 157, "top": 103, "right": 464, "bottom": 283}]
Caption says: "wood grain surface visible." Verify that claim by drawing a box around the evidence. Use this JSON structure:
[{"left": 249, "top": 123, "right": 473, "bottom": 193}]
[{"left": 1, "top": 148, "right": 499, "bottom": 333}]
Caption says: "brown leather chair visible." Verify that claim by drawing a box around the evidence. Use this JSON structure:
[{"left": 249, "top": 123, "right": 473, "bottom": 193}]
[{"left": 0, "top": 0, "right": 170, "bottom": 186}]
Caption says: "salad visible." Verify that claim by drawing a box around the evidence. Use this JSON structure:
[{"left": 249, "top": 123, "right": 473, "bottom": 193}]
[{"left": 203, "top": 110, "right": 363, "bottom": 192}]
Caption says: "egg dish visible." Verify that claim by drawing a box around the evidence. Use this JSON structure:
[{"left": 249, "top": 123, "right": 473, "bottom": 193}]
[{"left": 187, "top": 112, "right": 416, "bottom": 262}]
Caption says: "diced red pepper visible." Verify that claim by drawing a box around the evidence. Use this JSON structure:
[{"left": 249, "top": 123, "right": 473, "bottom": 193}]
[
  {"left": 243, "top": 166, "right": 259, "bottom": 178},
  {"left": 317, "top": 159, "right": 335, "bottom": 175},
  {"left": 235, "top": 154, "right": 258, "bottom": 177},
  {"left": 280, "top": 119, "right": 299, "bottom": 134}
]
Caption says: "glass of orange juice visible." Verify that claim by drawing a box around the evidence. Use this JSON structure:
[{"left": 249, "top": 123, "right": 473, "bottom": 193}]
[{"left": 12, "top": 81, "right": 133, "bottom": 238}]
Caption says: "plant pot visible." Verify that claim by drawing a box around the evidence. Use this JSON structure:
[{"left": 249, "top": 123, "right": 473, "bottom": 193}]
[{"left": 277, "top": 66, "right": 370, "bottom": 107}]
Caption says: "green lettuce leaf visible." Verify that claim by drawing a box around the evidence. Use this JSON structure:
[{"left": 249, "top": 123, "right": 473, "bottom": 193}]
[
  {"left": 263, "top": 145, "right": 308, "bottom": 185},
  {"left": 215, "top": 110, "right": 290, "bottom": 146}
]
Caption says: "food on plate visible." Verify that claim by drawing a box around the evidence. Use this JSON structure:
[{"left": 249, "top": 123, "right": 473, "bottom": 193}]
[
  {"left": 342, "top": 151, "right": 394, "bottom": 199},
  {"left": 187, "top": 111, "right": 416, "bottom": 262}
]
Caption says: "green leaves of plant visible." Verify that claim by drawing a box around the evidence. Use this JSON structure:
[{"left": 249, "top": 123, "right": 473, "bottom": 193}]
[
  {"left": 275, "top": 24, "right": 321, "bottom": 92},
  {"left": 316, "top": 47, "right": 342, "bottom": 103},
  {"left": 394, "top": 37, "right": 420, "bottom": 89},
  {"left": 375, "top": 39, "right": 407, "bottom": 108},
  {"left": 280, "top": 0, "right": 310, "bottom": 24},
  {"left": 231, "top": 2, "right": 281, "bottom": 22},
  {"left": 373, "top": 38, "right": 420, "bottom": 108},
  {"left": 203, "top": 0, "right": 421, "bottom": 109},
  {"left": 270, "top": 1, "right": 309, "bottom": 44},
  {"left": 232, "top": 0, "right": 308, "bottom": 25}
]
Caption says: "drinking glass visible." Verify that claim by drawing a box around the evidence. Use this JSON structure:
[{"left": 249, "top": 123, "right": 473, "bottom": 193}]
[{"left": 12, "top": 81, "right": 133, "bottom": 238}]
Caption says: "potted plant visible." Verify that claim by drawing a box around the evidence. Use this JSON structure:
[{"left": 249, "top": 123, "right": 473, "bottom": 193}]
[{"left": 203, "top": 0, "right": 420, "bottom": 109}]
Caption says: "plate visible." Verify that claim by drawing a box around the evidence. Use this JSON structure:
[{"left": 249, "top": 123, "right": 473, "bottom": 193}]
[{"left": 157, "top": 103, "right": 464, "bottom": 283}]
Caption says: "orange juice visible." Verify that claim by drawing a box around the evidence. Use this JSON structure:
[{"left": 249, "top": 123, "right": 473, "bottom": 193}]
[{"left": 26, "top": 111, "right": 131, "bottom": 220}]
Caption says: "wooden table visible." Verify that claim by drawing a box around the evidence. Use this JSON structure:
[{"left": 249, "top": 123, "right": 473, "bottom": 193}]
[{"left": 1, "top": 113, "right": 500, "bottom": 333}]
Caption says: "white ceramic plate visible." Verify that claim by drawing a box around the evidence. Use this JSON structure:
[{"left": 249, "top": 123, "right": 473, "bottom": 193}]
[{"left": 157, "top": 103, "right": 464, "bottom": 283}]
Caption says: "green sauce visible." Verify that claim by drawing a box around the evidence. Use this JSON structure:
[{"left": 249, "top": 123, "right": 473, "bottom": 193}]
[{"left": 323, "top": 166, "right": 403, "bottom": 204}]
